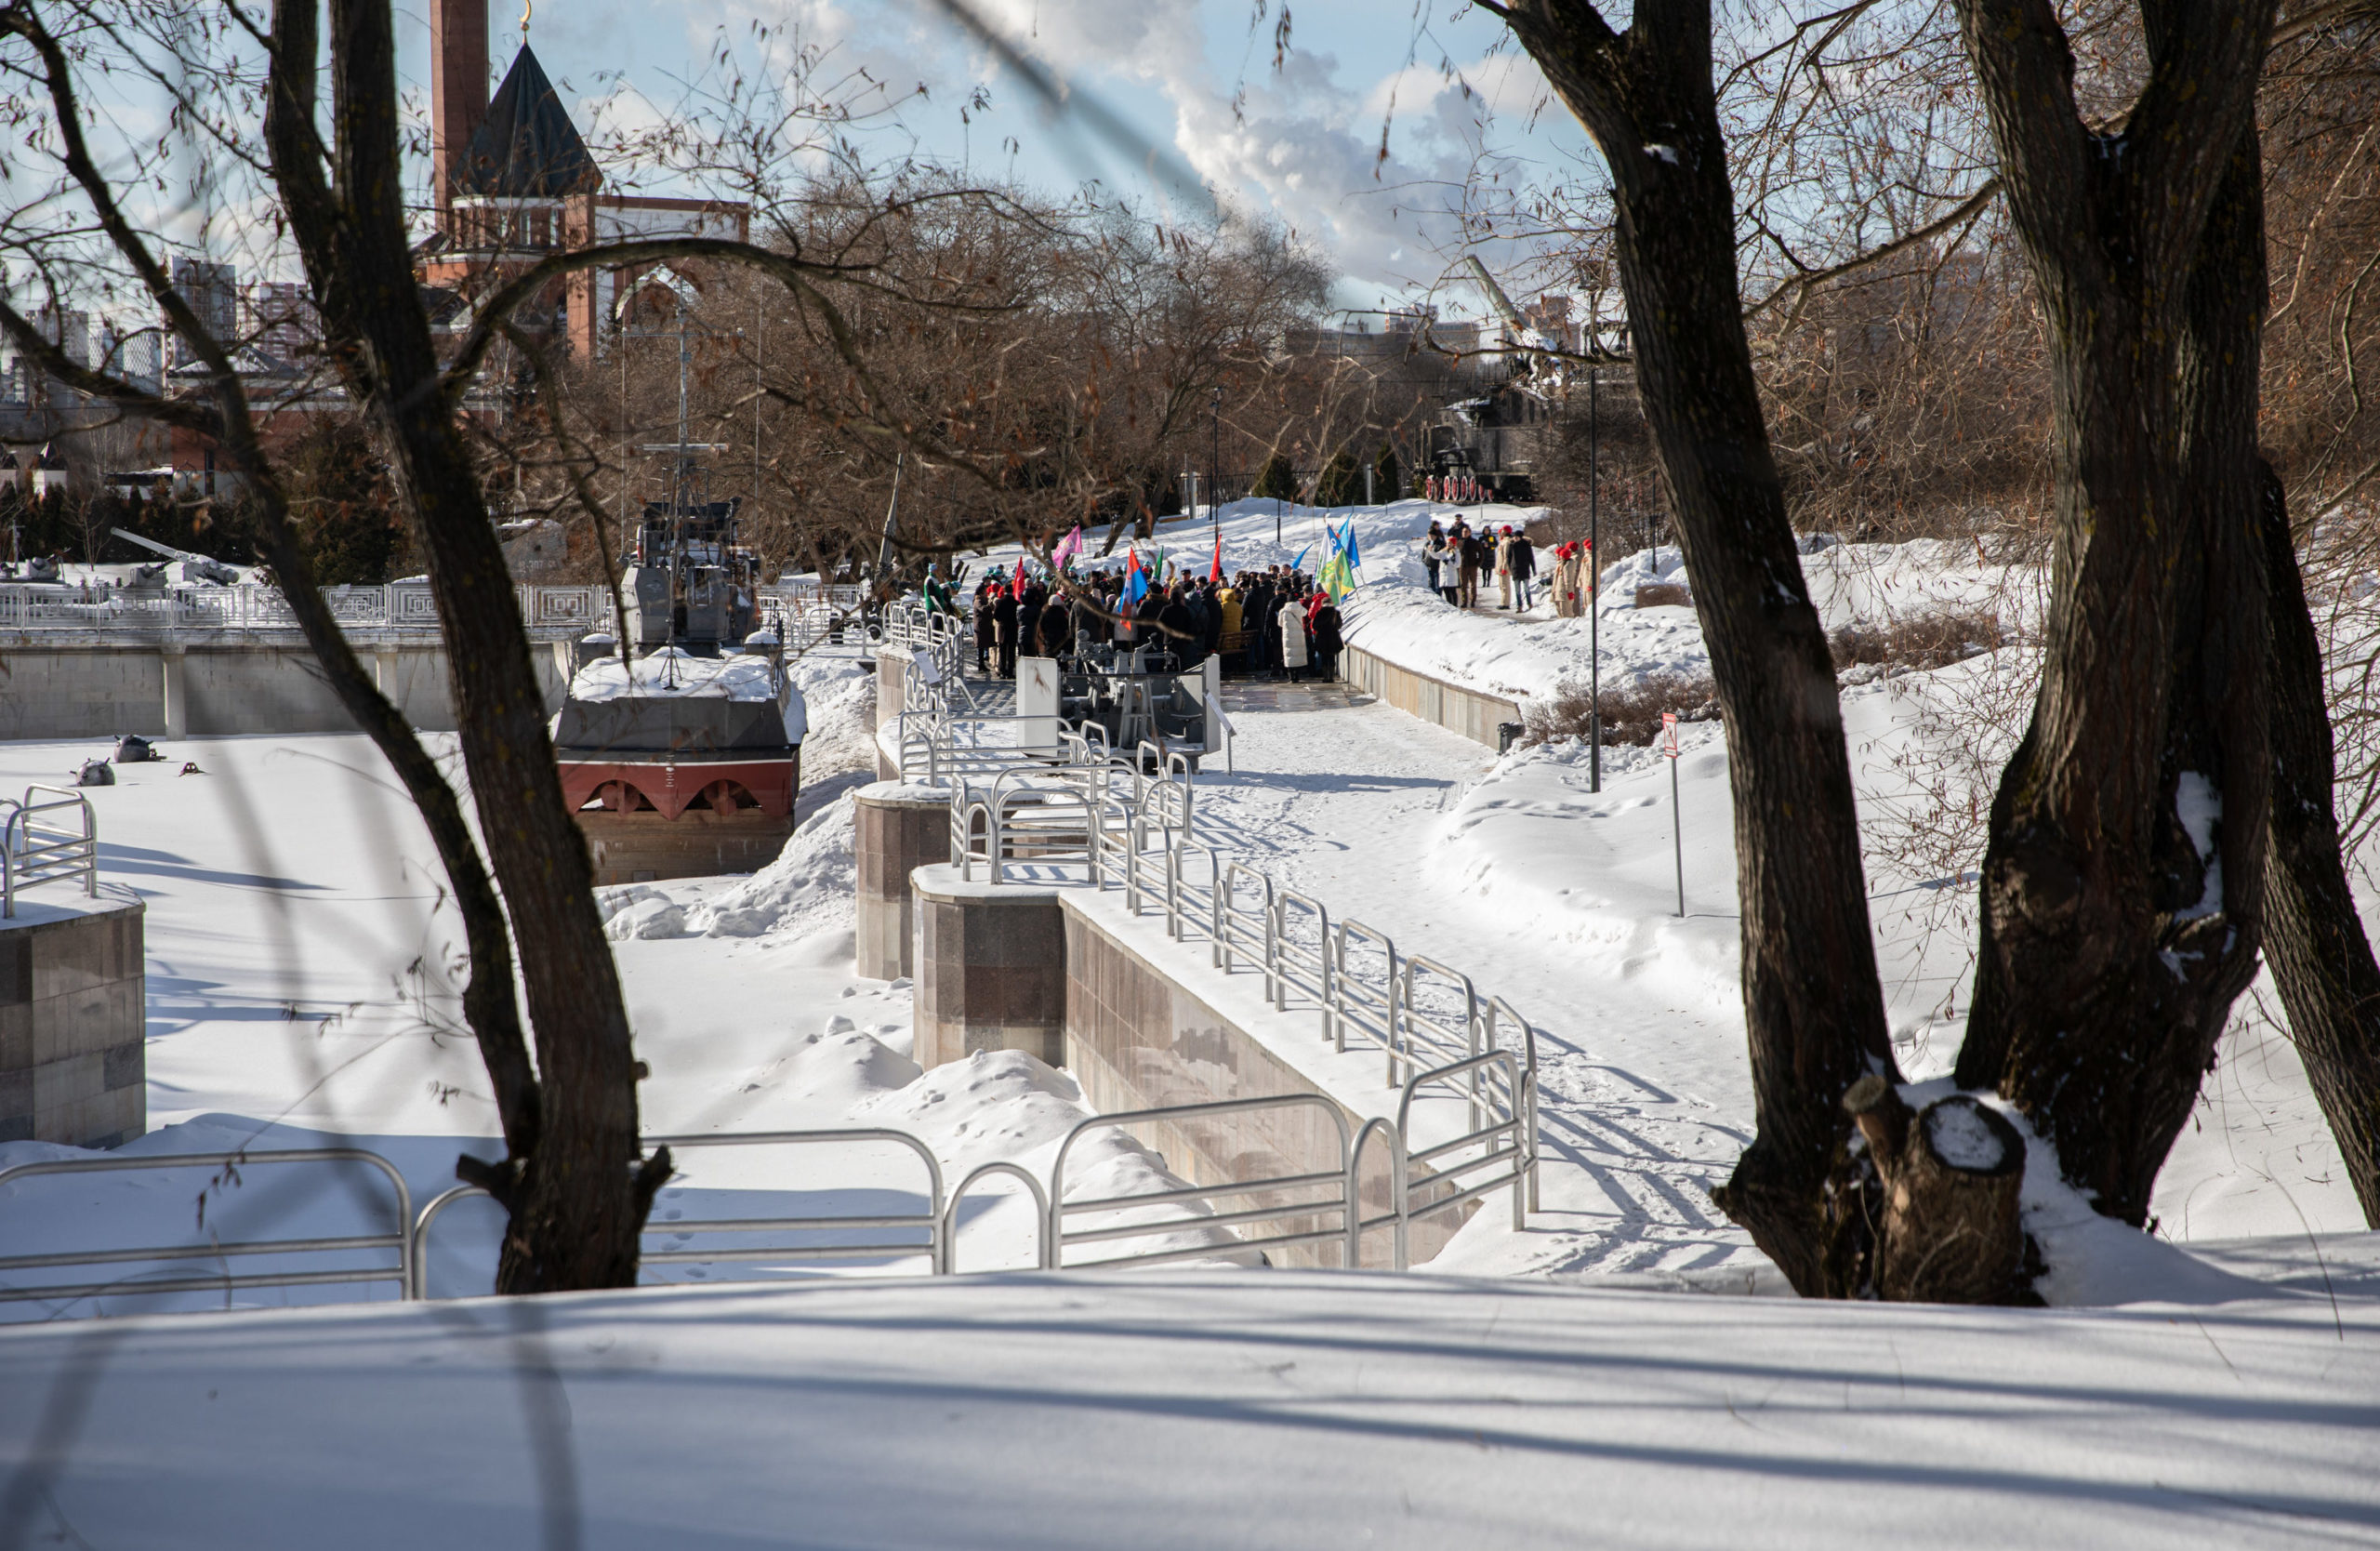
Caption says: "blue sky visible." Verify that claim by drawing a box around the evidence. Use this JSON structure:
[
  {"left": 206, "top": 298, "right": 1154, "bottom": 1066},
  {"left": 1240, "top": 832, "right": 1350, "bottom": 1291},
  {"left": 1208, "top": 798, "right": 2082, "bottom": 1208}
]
[{"left": 390, "top": 0, "right": 1593, "bottom": 313}]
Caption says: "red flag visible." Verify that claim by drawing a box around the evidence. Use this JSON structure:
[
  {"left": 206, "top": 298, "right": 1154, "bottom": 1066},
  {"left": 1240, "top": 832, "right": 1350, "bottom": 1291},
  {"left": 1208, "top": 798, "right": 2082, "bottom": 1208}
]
[{"left": 1210, "top": 531, "right": 1223, "bottom": 582}]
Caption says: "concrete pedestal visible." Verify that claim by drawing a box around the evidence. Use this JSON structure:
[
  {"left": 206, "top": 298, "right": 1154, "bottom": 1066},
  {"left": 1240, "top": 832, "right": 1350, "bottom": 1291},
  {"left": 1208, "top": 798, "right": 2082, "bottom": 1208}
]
[
  {"left": 911, "top": 864, "right": 1064, "bottom": 1069},
  {"left": 1, "top": 894, "right": 146, "bottom": 1147},
  {"left": 854, "top": 782, "right": 952, "bottom": 980}
]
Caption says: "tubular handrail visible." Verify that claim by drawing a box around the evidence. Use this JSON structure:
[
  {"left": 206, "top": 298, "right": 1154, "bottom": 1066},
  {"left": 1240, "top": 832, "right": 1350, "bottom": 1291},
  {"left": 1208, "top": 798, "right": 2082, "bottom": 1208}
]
[
  {"left": 9, "top": 1075, "right": 1533, "bottom": 1319},
  {"left": 1215, "top": 861, "right": 1273, "bottom": 979},
  {"left": 3, "top": 784, "right": 99, "bottom": 918},
  {"left": 1400, "top": 954, "right": 1484, "bottom": 1126},
  {"left": 889, "top": 600, "right": 1546, "bottom": 1246},
  {"left": 940, "top": 1161, "right": 1054, "bottom": 1273},
  {"left": 1333, "top": 921, "right": 1401, "bottom": 1082},
  {"left": 1395, "top": 1051, "right": 1535, "bottom": 1235},
  {"left": 1272, "top": 887, "right": 1334, "bottom": 1026},
  {"left": 0, "top": 1148, "right": 413, "bottom": 1308},
  {"left": 410, "top": 1128, "right": 948, "bottom": 1298},
  {"left": 1046, "top": 1093, "right": 1356, "bottom": 1271},
  {"left": 1346, "top": 1116, "right": 1410, "bottom": 1271}
]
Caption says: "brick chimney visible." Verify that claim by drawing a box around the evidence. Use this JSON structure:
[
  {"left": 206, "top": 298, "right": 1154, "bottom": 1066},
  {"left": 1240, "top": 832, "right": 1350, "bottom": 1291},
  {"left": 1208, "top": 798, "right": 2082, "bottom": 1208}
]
[{"left": 430, "top": 0, "right": 488, "bottom": 230}]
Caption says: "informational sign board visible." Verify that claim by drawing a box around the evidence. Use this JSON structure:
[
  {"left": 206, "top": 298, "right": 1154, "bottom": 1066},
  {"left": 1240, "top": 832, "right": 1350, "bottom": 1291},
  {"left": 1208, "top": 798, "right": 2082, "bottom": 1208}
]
[{"left": 1016, "top": 656, "right": 1061, "bottom": 756}]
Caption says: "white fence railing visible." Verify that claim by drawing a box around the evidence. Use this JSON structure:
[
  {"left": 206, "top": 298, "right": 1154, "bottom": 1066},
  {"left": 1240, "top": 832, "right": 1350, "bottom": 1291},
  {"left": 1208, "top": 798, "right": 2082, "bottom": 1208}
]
[
  {"left": 892, "top": 593, "right": 1542, "bottom": 1239},
  {"left": 0, "top": 581, "right": 612, "bottom": 640},
  {"left": 2, "top": 784, "right": 99, "bottom": 918},
  {"left": 3, "top": 1089, "right": 1527, "bottom": 1319}
]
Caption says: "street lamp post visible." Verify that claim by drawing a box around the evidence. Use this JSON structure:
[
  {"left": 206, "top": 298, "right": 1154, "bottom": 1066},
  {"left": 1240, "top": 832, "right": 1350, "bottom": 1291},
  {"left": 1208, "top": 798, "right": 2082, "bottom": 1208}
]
[
  {"left": 1210, "top": 387, "right": 1222, "bottom": 540},
  {"left": 1589, "top": 365, "right": 1602, "bottom": 794}
]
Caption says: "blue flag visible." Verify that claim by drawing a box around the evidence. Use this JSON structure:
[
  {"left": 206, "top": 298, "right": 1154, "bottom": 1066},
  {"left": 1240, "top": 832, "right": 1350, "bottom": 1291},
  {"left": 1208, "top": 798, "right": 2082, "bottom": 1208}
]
[{"left": 1290, "top": 545, "right": 1312, "bottom": 572}]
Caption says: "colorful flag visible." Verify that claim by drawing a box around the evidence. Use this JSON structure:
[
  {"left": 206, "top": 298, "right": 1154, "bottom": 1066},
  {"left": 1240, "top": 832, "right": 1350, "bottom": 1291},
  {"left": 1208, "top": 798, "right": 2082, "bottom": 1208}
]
[
  {"left": 1123, "top": 548, "right": 1148, "bottom": 604},
  {"left": 1319, "top": 543, "right": 1355, "bottom": 603},
  {"left": 1210, "top": 531, "right": 1223, "bottom": 582}
]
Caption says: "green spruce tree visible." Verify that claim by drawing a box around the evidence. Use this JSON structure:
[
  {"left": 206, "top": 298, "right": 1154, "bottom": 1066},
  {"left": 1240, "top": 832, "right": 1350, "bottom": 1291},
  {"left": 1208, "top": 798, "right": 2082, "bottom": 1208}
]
[
  {"left": 1251, "top": 453, "right": 1299, "bottom": 503},
  {"left": 1315, "top": 447, "right": 1360, "bottom": 507}
]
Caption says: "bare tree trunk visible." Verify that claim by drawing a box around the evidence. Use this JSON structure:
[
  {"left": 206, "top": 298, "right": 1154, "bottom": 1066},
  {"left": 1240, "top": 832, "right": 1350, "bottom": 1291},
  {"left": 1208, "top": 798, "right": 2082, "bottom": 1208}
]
[
  {"left": 270, "top": 0, "right": 666, "bottom": 1290},
  {"left": 2259, "top": 462, "right": 2380, "bottom": 1225},
  {"left": 1950, "top": 4, "right": 2273, "bottom": 1225},
  {"left": 0, "top": 0, "right": 542, "bottom": 1166},
  {"left": 1498, "top": 2, "right": 1897, "bottom": 1295}
]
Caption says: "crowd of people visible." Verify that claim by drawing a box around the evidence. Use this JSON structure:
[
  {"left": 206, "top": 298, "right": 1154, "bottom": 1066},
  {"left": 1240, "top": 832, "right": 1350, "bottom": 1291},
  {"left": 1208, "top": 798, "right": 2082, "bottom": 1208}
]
[
  {"left": 928, "top": 562, "right": 1344, "bottom": 683},
  {"left": 1420, "top": 519, "right": 1536, "bottom": 611}
]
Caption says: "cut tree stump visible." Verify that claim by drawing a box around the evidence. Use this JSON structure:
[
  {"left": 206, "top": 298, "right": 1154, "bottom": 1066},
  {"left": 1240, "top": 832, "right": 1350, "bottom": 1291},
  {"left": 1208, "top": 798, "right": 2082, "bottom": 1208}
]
[{"left": 1844, "top": 1078, "right": 2030, "bottom": 1305}]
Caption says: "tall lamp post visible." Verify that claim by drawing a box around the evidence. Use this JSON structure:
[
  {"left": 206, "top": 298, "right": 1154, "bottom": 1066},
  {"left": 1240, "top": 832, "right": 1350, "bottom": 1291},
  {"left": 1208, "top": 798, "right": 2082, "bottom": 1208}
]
[
  {"left": 1210, "top": 386, "right": 1223, "bottom": 543},
  {"left": 1588, "top": 364, "right": 1602, "bottom": 793}
]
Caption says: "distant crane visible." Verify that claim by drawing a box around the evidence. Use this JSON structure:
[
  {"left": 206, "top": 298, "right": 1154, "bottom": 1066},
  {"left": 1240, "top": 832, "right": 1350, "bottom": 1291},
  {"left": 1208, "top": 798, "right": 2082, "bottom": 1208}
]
[{"left": 1463, "top": 256, "right": 1560, "bottom": 374}]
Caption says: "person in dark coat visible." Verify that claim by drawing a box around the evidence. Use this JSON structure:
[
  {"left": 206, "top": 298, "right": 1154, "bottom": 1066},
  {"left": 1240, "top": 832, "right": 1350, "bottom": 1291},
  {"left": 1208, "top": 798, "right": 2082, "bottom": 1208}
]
[
  {"left": 972, "top": 584, "right": 995, "bottom": 672},
  {"left": 1306, "top": 593, "right": 1343, "bottom": 682},
  {"left": 993, "top": 584, "right": 1020, "bottom": 678},
  {"left": 1243, "top": 581, "right": 1274, "bottom": 673},
  {"left": 1156, "top": 584, "right": 1197, "bottom": 667},
  {"left": 1256, "top": 589, "right": 1289, "bottom": 679},
  {"left": 1509, "top": 532, "right": 1538, "bottom": 611},
  {"left": 1037, "top": 595, "right": 1074, "bottom": 657},
  {"left": 1016, "top": 583, "right": 1045, "bottom": 667}
]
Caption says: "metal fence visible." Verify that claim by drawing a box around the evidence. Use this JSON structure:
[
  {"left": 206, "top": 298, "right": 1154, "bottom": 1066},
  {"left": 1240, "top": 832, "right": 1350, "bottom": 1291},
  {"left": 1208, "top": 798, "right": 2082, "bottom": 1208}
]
[
  {"left": 0, "top": 1149, "right": 415, "bottom": 1309},
  {"left": 0, "top": 578, "right": 887, "bottom": 646},
  {"left": 411, "top": 1128, "right": 948, "bottom": 1297},
  {"left": 0, "top": 580, "right": 609, "bottom": 640},
  {"left": 0, "top": 1090, "right": 1527, "bottom": 1319},
  {"left": 1, "top": 785, "right": 99, "bottom": 918},
  {"left": 884, "top": 596, "right": 1542, "bottom": 1227}
]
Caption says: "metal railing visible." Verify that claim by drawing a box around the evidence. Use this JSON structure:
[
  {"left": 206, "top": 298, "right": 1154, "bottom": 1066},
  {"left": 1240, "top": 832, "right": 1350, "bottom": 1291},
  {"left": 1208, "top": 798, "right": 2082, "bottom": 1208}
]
[
  {"left": 885, "top": 591, "right": 1542, "bottom": 1212},
  {"left": 5, "top": 1073, "right": 1531, "bottom": 1320},
  {"left": 1048, "top": 1094, "right": 1358, "bottom": 1270},
  {"left": 410, "top": 1128, "right": 947, "bottom": 1297},
  {"left": 1399, "top": 1050, "right": 1538, "bottom": 1230},
  {"left": 0, "top": 581, "right": 618, "bottom": 641},
  {"left": 0, "top": 1149, "right": 414, "bottom": 1309},
  {"left": 2, "top": 785, "right": 99, "bottom": 918}
]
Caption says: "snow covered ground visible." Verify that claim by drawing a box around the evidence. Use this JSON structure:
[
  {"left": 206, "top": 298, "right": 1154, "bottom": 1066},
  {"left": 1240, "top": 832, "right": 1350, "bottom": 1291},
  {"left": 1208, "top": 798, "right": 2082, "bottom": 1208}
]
[{"left": 3, "top": 1270, "right": 2376, "bottom": 1549}]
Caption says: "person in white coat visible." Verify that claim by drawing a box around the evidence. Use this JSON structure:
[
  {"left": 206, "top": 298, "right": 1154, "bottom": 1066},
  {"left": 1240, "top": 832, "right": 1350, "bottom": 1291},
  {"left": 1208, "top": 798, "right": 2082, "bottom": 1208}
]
[{"left": 1279, "top": 592, "right": 1311, "bottom": 683}]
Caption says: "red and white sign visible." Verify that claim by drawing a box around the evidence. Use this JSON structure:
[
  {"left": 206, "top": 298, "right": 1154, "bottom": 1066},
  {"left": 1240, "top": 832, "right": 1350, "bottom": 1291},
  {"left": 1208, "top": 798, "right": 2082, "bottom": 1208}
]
[{"left": 1660, "top": 711, "right": 1681, "bottom": 758}]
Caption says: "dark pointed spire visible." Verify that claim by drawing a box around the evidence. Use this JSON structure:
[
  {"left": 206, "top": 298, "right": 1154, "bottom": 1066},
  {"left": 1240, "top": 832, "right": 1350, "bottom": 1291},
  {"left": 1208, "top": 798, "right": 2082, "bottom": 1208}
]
[{"left": 453, "top": 45, "right": 600, "bottom": 200}]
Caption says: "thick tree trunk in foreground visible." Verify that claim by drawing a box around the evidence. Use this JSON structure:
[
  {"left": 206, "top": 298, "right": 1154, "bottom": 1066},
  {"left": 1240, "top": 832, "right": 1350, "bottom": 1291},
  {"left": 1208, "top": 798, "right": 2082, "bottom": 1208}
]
[
  {"left": 238, "top": 516, "right": 543, "bottom": 1160},
  {"left": 270, "top": 0, "right": 665, "bottom": 1290},
  {"left": 2258, "top": 464, "right": 2380, "bottom": 1225},
  {"left": 1951, "top": 4, "right": 2273, "bottom": 1226},
  {"left": 1501, "top": 3, "right": 1896, "bottom": 1295},
  {"left": 0, "top": 1, "right": 544, "bottom": 1168}
]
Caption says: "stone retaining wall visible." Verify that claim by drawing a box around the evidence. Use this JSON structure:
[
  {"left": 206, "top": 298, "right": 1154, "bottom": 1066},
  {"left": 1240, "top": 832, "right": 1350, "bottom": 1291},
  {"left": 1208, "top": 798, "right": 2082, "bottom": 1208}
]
[
  {"left": 853, "top": 783, "right": 953, "bottom": 980},
  {"left": 1, "top": 895, "right": 145, "bottom": 1147},
  {"left": 1338, "top": 641, "right": 1524, "bottom": 748},
  {"left": 0, "top": 638, "right": 573, "bottom": 740}
]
